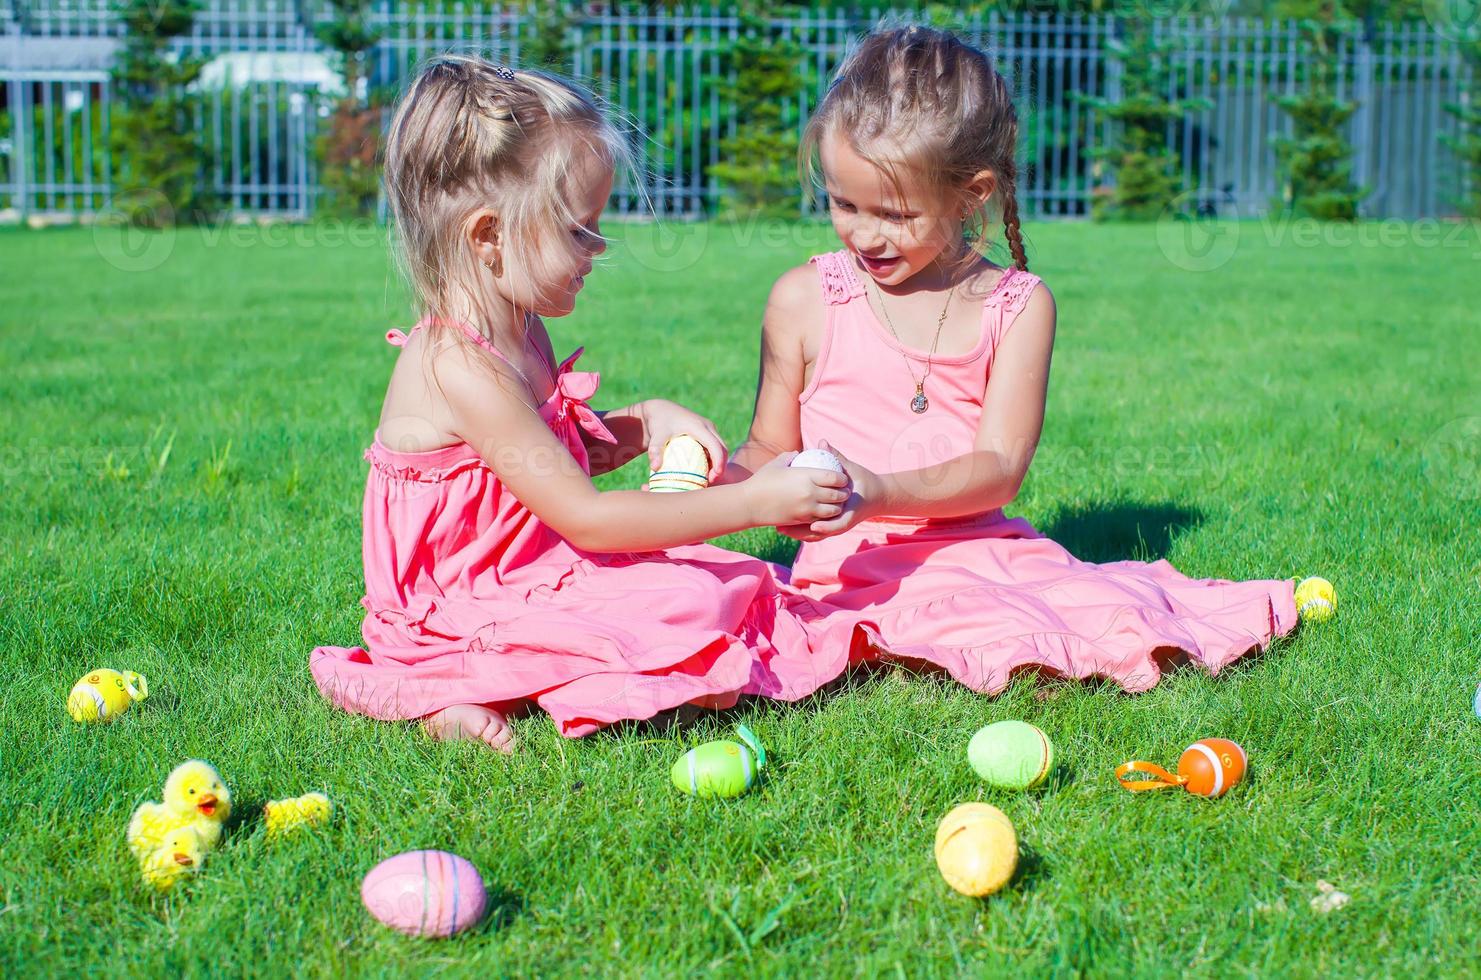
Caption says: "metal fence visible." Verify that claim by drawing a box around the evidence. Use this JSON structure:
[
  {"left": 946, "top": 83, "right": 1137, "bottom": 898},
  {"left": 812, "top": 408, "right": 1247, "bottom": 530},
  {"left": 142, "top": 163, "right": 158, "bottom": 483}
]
[{"left": 1, "top": 1, "right": 1474, "bottom": 221}]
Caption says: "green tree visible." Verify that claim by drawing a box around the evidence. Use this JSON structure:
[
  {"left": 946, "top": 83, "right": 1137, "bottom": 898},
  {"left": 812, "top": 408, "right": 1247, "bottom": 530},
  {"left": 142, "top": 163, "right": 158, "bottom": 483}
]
[
  {"left": 1270, "top": 0, "right": 1368, "bottom": 219},
  {"left": 523, "top": 0, "right": 576, "bottom": 73},
  {"left": 707, "top": 8, "right": 806, "bottom": 219},
  {"left": 109, "top": 0, "right": 218, "bottom": 226},
  {"left": 1082, "top": 19, "right": 1209, "bottom": 220}
]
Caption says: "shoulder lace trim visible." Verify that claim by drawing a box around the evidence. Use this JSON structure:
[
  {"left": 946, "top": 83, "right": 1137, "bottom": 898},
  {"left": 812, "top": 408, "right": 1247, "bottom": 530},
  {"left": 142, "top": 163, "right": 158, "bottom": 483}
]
[{"left": 809, "top": 250, "right": 865, "bottom": 305}]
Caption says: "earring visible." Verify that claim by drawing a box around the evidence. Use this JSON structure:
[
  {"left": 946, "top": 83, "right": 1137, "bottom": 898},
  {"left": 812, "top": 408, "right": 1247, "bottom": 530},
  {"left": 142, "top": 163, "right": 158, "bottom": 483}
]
[{"left": 486, "top": 253, "right": 503, "bottom": 277}]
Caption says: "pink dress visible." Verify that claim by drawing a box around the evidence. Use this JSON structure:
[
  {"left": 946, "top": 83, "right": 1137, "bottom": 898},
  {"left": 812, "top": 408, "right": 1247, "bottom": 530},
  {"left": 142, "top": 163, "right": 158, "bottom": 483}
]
[
  {"left": 310, "top": 318, "right": 861, "bottom": 738},
  {"left": 788, "top": 251, "right": 1298, "bottom": 694}
]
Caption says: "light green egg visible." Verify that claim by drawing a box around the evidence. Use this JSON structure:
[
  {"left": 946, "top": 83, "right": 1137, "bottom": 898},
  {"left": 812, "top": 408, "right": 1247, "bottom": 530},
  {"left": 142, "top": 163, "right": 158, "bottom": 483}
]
[
  {"left": 670, "top": 725, "right": 766, "bottom": 798},
  {"left": 968, "top": 720, "right": 1054, "bottom": 790}
]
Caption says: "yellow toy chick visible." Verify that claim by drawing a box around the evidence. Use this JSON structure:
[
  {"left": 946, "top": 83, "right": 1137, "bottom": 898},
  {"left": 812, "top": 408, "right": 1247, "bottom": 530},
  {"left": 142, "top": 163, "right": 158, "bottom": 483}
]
[
  {"left": 139, "top": 826, "right": 206, "bottom": 892},
  {"left": 263, "top": 792, "right": 333, "bottom": 839},
  {"left": 128, "top": 760, "right": 234, "bottom": 861},
  {"left": 67, "top": 668, "right": 148, "bottom": 723}
]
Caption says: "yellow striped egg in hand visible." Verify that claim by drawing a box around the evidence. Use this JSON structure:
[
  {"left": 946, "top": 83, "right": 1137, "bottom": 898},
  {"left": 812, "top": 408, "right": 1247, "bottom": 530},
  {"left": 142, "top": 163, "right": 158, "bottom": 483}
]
[
  {"left": 264, "top": 792, "right": 333, "bottom": 839},
  {"left": 648, "top": 434, "right": 712, "bottom": 493},
  {"left": 67, "top": 668, "right": 147, "bottom": 723},
  {"left": 671, "top": 725, "right": 765, "bottom": 798}
]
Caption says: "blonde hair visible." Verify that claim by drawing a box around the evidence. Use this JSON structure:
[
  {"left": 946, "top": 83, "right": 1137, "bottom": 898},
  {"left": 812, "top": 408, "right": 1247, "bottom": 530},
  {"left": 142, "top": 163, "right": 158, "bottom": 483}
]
[
  {"left": 383, "top": 55, "right": 627, "bottom": 346},
  {"left": 801, "top": 25, "right": 1029, "bottom": 272}
]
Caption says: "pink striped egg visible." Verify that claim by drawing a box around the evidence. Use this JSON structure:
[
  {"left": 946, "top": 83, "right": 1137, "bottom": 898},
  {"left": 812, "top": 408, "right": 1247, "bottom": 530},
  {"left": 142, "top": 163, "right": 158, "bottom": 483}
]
[{"left": 361, "top": 850, "right": 487, "bottom": 937}]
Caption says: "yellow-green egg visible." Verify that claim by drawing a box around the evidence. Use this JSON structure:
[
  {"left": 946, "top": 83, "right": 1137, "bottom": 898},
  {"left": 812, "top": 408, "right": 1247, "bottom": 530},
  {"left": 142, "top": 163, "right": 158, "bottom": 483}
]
[{"left": 670, "top": 725, "right": 765, "bottom": 798}]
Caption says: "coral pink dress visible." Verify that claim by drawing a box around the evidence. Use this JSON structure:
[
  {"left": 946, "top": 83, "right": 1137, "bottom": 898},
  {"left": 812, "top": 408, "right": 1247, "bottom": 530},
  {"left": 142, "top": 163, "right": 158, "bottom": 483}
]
[
  {"left": 788, "top": 251, "right": 1298, "bottom": 694},
  {"left": 311, "top": 318, "right": 860, "bottom": 738}
]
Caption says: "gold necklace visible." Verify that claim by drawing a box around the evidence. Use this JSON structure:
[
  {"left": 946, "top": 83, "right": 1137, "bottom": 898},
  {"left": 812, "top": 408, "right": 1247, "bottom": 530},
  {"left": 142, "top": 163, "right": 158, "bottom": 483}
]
[{"left": 869, "top": 278, "right": 955, "bottom": 414}]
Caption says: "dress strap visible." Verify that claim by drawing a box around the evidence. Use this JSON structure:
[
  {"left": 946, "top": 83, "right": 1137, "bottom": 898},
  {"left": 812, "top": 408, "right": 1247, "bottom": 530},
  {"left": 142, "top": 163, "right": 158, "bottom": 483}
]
[
  {"left": 385, "top": 316, "right": 567, "bottom": 398},
  {"left": 809, "top": 250, "right": 866, "bottom": 306},
  {"left": 985, "top": 268, "right": 1043, "bottom": 322},
  {"left": 981, "top": 268, "right": 1044, "bottom": 356},
  {"left": 419, "top": 315, "right": 509, "bottom": 364}
]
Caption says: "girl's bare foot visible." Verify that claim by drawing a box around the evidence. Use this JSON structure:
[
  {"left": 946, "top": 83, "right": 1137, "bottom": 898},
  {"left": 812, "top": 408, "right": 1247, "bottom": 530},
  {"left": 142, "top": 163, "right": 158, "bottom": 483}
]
[{"left": 422, "top": 704, "right": 515, "bottom": 754}]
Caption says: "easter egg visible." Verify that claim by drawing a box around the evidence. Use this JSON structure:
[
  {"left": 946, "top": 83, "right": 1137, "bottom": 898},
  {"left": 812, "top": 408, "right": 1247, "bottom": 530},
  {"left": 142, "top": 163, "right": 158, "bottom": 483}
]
[
  {"left": 968, "top": 720, "right": 1054, "bottom": 790},
  {"left": 789, "top": 448, "right": 845, "bottom": 475},
  {"left": 671, "top": 724, "right": 765, "bottom": 799},
  {"left": 67, "top": 668, "right": 142, "bottom": 723},
  {"left": 649, "top": 434, "right": 711, "bottom": 493},
  {"left": 934, "top": 802, "right": 1018, "bottom": 897},
  {"left": 361, "top": 850, "right": 487, "bottom": 938},
  {"left": 1177, "top": 738, "right": 1247, "bottom": 798},
  {"left": 1474, "top": 681, "right": 1481, "bottom": 720},
  {"left": 1295, "top": 576, "right": 1337, "bottom": 623}
]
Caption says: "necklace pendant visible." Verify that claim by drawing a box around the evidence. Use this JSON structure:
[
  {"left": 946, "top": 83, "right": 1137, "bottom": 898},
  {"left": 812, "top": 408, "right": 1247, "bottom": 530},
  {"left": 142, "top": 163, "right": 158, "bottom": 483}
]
[{"left": 910, "top": 389, "right": 929, "bottom": 414}]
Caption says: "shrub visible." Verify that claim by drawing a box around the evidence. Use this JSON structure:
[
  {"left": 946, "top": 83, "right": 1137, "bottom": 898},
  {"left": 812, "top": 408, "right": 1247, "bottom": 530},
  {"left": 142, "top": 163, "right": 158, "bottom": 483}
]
[
  {"left": 707, "top": 8, "right": 805, "bottom": 220},
  {"left": 109, "top": 0, "right": 218, "bottom": 226},
  {"left": 1270, "top": 5, "right": 1368, "bottom": 220},
  {"left": 1082, "top": 19, "right": 1208, "bottom": 220}
]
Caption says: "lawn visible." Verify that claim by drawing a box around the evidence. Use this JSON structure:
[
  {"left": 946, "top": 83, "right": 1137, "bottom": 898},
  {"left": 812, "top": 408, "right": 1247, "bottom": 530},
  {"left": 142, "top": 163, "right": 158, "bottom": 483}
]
[{"left": 1, "top": 217, "right": 1477, "bottom": 976}]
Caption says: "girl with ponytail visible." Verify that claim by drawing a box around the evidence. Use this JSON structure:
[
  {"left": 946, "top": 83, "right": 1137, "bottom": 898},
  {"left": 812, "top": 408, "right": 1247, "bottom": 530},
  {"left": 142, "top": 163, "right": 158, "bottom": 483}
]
[{"left": 311, "top": 56, "right": 858, "bottom": 748}]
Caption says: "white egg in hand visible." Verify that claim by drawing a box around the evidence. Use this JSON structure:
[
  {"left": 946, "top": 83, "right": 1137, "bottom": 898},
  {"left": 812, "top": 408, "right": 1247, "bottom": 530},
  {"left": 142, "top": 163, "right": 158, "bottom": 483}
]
[{"left": 789, "top": 448, "right": 845, "bottom": 475}]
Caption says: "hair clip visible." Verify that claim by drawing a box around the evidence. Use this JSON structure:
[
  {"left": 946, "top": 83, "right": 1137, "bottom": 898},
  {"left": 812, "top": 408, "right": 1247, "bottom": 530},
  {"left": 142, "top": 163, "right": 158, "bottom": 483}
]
[{"left": 493, "top": 64, "right": 515, "bottom": 81}]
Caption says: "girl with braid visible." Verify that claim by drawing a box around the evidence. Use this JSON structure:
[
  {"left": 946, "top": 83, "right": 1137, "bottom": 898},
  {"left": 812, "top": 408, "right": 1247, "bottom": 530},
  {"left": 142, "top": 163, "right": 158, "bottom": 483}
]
[{"left": 723, "top": 27, "right": 1301, "bottom": 696}]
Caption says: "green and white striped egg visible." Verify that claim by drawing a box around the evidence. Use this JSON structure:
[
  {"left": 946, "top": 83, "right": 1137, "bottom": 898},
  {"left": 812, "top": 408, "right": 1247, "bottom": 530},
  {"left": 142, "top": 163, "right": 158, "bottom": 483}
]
[{"left": 670, "top": 725, "right": 765, "bottom": 799}]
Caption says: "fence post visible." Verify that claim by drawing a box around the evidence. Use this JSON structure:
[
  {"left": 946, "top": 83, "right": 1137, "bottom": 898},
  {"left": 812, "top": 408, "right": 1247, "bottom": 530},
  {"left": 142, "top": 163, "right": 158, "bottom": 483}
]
[
  {"left": 1350, "top": 24, "right": 1373, "bottom": 216},
  {"left": 11, "top": 74, "right": 30, "bottom": 219},
  {"left": 1103, "top": 15, "right": 1121, "bottom": 202}
]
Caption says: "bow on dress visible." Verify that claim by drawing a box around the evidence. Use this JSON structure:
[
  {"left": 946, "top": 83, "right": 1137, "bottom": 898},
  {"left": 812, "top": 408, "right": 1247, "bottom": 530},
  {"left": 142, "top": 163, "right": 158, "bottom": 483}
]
[{"left": 551, "top": 348, "right": 617, "bottom": 446}]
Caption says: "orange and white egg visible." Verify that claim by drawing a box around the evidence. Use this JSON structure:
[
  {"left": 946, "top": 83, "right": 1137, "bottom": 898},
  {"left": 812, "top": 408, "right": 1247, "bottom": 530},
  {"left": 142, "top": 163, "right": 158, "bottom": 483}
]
[{"left": 1177, "top": 738, "right": 1247, "bottom": 798}]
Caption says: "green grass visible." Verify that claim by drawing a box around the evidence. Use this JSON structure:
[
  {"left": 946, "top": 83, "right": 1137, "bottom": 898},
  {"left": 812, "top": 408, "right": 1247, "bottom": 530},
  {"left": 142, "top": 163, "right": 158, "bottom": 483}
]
[{"left": 2, "top": 218, "right": 1478, "bottom": 976}]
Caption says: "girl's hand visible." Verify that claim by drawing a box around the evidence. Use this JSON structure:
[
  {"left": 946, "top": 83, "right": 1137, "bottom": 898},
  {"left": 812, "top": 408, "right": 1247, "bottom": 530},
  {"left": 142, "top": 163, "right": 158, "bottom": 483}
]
[
  {"left": 743, "top": 452, "right": 852, "bottom": 528},
  {"left": 641, "top": 400, "right": 727, "bottom": 484},
  {"left": 778, "top": 441, "right": 883, "bottom": 541}
]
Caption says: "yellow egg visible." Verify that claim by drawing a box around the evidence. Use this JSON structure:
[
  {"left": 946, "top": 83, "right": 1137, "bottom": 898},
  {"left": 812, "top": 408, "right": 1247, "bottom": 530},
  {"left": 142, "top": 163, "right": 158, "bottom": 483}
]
[
  {"left": 67, "top": 668, "right": 138, "bottom": 723},
  {"left": 1295, "top": 576, "right": 1337, "bottom": 623},
  {"left": 934, "top": 802, "right": 1018, "bottom": 897}
]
